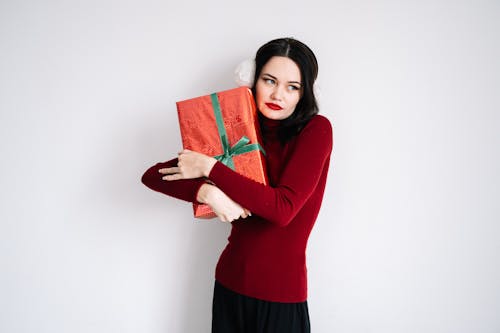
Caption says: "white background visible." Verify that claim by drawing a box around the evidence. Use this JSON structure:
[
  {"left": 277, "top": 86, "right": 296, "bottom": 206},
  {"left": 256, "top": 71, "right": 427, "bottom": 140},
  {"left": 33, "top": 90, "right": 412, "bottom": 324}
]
[{"left": 1, "top": 0, "right": 499, "bottom": 332}]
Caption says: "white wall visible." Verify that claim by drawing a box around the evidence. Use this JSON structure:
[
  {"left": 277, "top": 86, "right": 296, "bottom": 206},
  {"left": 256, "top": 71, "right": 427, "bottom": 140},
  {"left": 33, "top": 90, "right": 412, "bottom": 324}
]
[{"left": 1, "top": 0, "right": 499, "bottom": 332}]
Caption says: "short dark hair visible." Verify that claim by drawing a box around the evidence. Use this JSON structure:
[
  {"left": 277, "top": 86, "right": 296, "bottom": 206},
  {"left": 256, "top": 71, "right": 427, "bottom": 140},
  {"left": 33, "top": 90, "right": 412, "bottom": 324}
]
[{"left": 252, "top": 37, "right": 319, "bottom": 143}]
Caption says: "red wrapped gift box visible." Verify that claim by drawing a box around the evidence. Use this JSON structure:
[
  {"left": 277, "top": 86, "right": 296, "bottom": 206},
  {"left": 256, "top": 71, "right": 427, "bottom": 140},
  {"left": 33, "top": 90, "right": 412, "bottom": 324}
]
[{"left": 176, "top": 86, "right": 268, "bottom": 218}]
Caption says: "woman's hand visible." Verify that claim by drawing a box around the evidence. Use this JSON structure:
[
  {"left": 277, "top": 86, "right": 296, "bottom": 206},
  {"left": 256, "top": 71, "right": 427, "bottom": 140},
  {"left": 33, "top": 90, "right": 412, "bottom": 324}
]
[
  {"left": 159, "top": 149, "right": 217, "bottom": 180},
  {"left": 197, "top": 184, "right": 251, "bottom": 223}
]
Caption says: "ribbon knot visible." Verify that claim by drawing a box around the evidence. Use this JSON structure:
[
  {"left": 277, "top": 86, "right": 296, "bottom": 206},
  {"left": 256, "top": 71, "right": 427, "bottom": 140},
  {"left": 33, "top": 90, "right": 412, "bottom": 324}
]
[{"left": 210, "top": 93, "right": 265, "bottom": 170}]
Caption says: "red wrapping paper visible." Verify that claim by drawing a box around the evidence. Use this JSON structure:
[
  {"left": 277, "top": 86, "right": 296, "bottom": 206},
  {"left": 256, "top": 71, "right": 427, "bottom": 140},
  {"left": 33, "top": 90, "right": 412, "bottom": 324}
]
[{"left": 176, "top": 86, "right": 268, "bottom": 218}]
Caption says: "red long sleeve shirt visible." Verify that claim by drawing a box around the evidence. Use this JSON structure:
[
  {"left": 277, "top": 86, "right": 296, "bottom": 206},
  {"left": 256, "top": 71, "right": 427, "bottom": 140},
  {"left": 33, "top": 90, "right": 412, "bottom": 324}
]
[{"left": 142, "top": 114, "right": 333, "bottom": 302}]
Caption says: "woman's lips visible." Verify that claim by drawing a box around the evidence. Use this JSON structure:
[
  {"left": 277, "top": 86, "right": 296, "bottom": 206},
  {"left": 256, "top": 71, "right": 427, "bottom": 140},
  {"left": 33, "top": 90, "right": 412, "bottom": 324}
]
[{"left": 265, "top": 103, "right": 283, "bottom": 110}]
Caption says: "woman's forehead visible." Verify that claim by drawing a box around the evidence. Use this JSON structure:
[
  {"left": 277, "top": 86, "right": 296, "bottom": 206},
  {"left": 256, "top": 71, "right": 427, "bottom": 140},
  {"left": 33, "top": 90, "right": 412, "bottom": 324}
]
[{"left": 262, "top": 56, "right": 301, "bottom": 82}]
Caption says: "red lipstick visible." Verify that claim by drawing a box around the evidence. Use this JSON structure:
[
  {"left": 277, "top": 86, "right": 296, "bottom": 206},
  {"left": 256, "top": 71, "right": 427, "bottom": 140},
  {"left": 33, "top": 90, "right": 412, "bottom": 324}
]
[{"left": 265, "top": 103, "right": 282, "bottom": 110}]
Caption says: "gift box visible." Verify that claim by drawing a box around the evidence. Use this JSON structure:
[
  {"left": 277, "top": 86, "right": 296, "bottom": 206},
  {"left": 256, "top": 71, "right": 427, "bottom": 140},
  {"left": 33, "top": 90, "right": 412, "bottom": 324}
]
[{"left": 176, "top": 86, "right": 268, "bottom": 218}]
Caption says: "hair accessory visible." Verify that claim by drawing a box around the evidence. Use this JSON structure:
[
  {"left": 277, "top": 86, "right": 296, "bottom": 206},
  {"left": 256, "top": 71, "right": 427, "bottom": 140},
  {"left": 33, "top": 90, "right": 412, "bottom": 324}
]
[{"left": 234, "top": 58, "right": 256, "bottom": 87}]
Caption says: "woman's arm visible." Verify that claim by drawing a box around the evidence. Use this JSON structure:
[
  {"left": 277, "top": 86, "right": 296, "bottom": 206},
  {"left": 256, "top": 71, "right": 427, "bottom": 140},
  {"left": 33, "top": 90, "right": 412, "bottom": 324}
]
[
  {"left": 161, "top": 115, "right": 333, "bottom": 226},
  {"left": 197, "top": 184, "right": 251, "bottom": 222},
  {"left": 142, "top": 158, "right": 251, "bottom": 222},
  {"left": 206, "top": 116, "right": 333, "bottom": 226},
  {"left": 141, "top": 158, "right": 206, "bottom": 202}
]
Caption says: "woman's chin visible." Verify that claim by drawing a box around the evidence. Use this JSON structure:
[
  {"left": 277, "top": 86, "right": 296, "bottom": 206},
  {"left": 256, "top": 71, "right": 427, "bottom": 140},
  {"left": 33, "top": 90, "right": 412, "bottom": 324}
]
[{"left": 259, "top": 109, "right": 290, "bottom": 121}]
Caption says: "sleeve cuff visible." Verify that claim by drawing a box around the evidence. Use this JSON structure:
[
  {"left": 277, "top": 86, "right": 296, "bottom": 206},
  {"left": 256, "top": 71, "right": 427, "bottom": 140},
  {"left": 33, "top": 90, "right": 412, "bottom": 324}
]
[{"left": 193, "top": 181, "right": 206, "bottom": 204}]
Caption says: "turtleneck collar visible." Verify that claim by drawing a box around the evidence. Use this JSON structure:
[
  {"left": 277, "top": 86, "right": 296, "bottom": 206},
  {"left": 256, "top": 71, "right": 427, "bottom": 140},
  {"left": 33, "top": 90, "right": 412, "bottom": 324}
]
[
  {"left": 261, "top": 115, "right": 282, "bottom": 129},
  {"left": 259, "top": 115, "right": 282, "bottom": 142}
]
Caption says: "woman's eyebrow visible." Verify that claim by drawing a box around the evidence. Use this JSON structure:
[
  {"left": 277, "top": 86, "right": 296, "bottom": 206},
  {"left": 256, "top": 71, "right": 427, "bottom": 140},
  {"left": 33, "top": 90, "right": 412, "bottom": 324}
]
[
  {"left": 262, "top": 73, "right": 277, "bottom": 80},
  {"left": 262, "top": 73, "right": 302, "bottom": 86}
]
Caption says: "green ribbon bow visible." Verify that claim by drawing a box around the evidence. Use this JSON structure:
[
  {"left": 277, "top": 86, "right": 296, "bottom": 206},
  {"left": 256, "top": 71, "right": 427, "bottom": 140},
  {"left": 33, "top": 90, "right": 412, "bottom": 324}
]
[{"left": 210, "top": 93, "right": 265, "bottom": 170}]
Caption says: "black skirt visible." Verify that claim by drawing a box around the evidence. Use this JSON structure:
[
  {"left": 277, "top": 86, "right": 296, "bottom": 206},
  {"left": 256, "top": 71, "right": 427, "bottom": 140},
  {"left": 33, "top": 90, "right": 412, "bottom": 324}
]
[{"left": 212, "top": 280, "right": 311, "bottom": 333}]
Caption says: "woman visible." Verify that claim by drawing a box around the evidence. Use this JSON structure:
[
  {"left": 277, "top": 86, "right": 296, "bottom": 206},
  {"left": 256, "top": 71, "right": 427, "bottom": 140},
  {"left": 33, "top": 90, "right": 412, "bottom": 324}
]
[{"left": 142, "top": 37, "right": 333, "bottom": 332}]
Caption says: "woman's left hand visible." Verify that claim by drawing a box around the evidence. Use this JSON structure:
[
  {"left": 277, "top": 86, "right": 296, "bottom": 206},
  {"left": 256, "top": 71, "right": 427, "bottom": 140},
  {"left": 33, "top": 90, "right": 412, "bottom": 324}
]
[{"left": 159, "top": 149, "right": 217, "bottom": 180}]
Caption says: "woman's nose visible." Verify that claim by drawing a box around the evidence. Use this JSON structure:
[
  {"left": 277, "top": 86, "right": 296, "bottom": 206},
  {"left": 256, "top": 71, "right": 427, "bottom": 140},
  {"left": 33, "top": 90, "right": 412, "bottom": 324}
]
[{"left": 271, "top": 86, "right": 283, "bottom": 101}]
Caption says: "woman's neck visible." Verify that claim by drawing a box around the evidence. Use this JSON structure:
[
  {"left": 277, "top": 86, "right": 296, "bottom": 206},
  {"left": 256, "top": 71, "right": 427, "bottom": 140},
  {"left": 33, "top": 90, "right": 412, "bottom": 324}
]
[{"left": 259, "top": 114, "right": 282, "bottom": 142}]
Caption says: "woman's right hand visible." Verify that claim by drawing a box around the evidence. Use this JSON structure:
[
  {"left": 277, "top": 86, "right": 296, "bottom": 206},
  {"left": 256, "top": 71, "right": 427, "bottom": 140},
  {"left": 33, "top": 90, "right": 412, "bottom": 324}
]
[{"left": 197, "top": 184, "right": 251, "bottom": 223}]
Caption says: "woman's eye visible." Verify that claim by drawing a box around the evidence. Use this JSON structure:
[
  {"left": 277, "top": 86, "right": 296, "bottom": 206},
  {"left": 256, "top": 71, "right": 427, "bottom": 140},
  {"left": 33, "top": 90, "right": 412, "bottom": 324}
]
[
  {"left": 288, "top": 85, "right": 300, "bottom": 91},
  {"left": 264, "top": 78, "right": 275, "bottom": 85}
]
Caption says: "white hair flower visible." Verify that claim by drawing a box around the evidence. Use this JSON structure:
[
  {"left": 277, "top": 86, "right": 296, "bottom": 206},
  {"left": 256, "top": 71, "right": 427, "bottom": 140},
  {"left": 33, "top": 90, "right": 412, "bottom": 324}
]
[{"left": 234, "top": 58, "right": 256, "bottom": 87}]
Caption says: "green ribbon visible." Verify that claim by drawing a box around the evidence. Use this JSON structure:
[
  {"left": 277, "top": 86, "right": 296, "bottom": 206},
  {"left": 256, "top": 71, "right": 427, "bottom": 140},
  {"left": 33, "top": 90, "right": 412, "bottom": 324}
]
[{"left": 210, "top": 93, "right": 265, "bottom": 170}]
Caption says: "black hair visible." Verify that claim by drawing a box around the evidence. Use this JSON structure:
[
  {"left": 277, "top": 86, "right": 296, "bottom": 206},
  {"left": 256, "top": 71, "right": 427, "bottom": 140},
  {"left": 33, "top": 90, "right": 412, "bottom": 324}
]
[{"left": 252, "top": 37, "right": 319, "bottom": 143}]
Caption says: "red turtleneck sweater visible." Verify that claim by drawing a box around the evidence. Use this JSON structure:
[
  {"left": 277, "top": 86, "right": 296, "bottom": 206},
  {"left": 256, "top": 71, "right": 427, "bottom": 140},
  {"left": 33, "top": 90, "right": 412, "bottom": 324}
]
[{"left": 141, "top": 114, "right": 333, "bottom": 302}]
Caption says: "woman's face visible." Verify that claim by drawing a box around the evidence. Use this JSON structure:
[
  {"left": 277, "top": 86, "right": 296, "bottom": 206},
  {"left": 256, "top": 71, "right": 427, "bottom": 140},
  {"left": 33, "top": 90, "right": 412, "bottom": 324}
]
[{"left": 255, "top": 56, "right": 302, "bottom": 120}]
